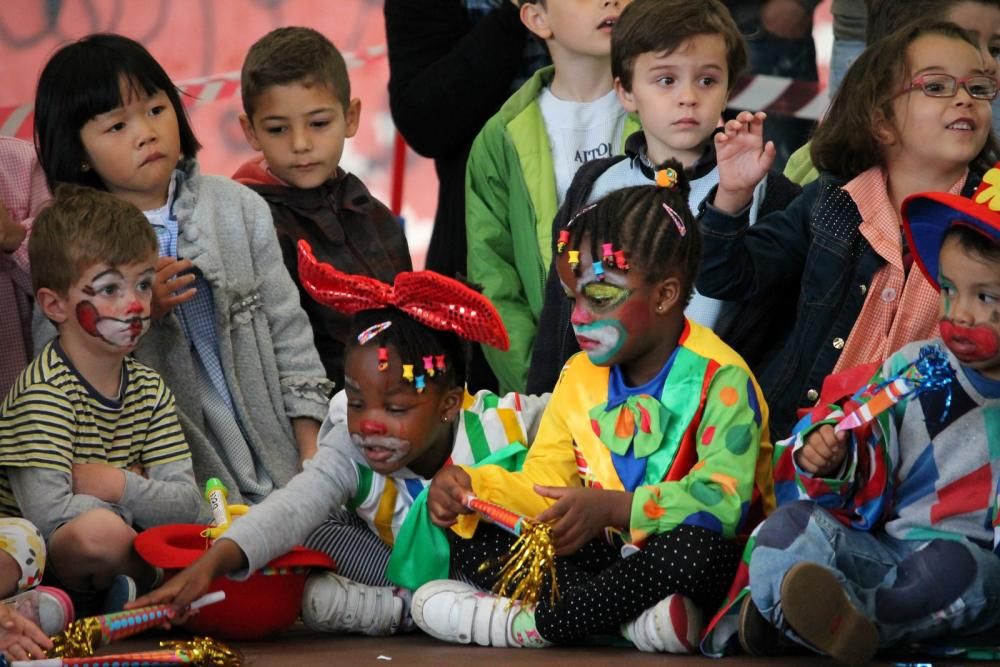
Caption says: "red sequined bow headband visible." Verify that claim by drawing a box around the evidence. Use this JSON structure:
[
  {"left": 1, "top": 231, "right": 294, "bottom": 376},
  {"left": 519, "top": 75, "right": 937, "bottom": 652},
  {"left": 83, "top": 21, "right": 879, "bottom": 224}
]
[{"left": 297, "top": 240, "right": 510, "bottom": 351}]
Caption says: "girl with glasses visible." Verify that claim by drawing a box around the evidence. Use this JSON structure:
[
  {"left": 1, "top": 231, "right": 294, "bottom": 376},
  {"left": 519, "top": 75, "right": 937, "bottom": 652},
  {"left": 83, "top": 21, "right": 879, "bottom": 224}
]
[{"left": 695, "top": 21, "right": 999, "bottom": 442}]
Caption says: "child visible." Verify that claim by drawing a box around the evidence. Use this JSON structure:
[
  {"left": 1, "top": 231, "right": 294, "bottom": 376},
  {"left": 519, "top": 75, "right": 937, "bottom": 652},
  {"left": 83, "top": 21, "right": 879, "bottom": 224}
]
[
  {"left": 33, "top": 34, "right": 333, "bottom": 504},
  {"left": 466, "top": 0, "right": 640, "bottom": 394},
  {"left": 1, "top": 137, "right": 50, "bottom": 400},
  {"left": 0, "top": 186, "right": 203, "bottom": 612},
  {"left": 697, "top": 21, "right": 998, "bottom": 441},
  {"left": 130, "top": 245, "right": 549, "bottom": 636},
  {"left": 417, "top": 174, "right": 775, "bottom": 653},
  {"left": 233, "top": 27, "right": 412, "bottom": 388},
  {"left": 527, "top": 0, "right": 803, "bottom": 393},
  {"left": 739, "top": 166, "right": 1000, "bottom": 664},
  {"left": 784, "top": 0, "right": 1000, "bottom": 186}
]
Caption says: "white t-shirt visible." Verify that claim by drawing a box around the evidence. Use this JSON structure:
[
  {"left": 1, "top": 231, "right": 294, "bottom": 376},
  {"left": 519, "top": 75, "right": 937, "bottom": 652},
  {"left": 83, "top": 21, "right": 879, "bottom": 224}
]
[{"left": 537, "top": 87, "right": 628, "bottom": 206}]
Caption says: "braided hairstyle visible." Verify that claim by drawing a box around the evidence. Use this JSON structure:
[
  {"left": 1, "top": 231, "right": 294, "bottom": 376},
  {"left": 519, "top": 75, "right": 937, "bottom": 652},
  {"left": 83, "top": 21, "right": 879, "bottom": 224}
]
[
  {"left": 561, "top": 159, "right": 701, "bottom": 303},
  {"left": 346, "top": 308, "right": 468, "bottom": 391}
]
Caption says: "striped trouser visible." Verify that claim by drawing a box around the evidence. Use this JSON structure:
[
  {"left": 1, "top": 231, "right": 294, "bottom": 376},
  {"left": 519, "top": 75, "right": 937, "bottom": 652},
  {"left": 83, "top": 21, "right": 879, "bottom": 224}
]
[{"left": 304, "top": 509, "right": 393, "bottom": 587}]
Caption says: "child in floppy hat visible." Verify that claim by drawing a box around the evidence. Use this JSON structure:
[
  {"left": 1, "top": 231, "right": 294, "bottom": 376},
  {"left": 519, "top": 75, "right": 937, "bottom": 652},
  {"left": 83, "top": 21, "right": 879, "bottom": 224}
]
[{"left": 738, "top": 163, "right": 1000, "bottom": 663}]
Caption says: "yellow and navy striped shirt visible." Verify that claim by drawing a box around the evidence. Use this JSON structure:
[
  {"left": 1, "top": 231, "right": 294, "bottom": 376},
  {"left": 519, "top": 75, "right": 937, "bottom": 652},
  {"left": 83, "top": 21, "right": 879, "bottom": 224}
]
[{"left": 0, "top": 340, "right": 191, "bottom": 517}]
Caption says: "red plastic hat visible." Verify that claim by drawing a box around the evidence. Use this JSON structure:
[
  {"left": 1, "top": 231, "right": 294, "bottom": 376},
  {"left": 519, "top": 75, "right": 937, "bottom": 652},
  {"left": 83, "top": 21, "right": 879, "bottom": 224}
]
[
  {"left": 902, "top": 165, "right": 1000, "bottom": 289},
  {"left": 297, "top": 239, "right": 510, "bottom": 351},
  {"left": 135, "top": 524, "right": 334, "bottom": 640}
]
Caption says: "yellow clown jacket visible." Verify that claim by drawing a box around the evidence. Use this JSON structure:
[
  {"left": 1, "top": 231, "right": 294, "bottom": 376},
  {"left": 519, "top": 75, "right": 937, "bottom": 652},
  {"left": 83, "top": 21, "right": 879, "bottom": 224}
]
[{"left": 454, "top": 320, "right": 776, "bottom": 544}]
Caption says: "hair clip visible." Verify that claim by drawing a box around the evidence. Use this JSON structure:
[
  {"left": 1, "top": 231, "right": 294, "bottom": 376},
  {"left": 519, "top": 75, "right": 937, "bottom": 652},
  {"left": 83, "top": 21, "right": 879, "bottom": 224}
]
[
  {"left": 655, "top": 168, "right": 678, "bottom": 189},
  {"left": 402, "top": 364, "right": 414, "bottom": 383},
  {"left": 358, "top": 321, "right": 392, "bottom": 346},
  {"left": 415, "top": 375, "right": 426, "bottom": 394},
  {"left": 568, "top": 250, "right": 580, "bottom": 271},
  {"left": 435, "top": 354, "right": 446, "bottom": 372},
  {"left": 423, "top": 355, "right": 435, "bottom": 378},
  {"left": 377, "top": 347, "right": 389, "bottom": 372},
  {"left": 601, "top": 243, "right": 614, "bottom": 266},
  {"left": 614, "top": 249, "right": 630, "bottom": 271},
  {"left": 557, "top": 230, "right": 571, "bottom": 254},
  {"left": 662, "top": 203, "right": 687, "bottom": 237},
  {"left": 593, "top": 261, "right": 605, "bottom": 281}
]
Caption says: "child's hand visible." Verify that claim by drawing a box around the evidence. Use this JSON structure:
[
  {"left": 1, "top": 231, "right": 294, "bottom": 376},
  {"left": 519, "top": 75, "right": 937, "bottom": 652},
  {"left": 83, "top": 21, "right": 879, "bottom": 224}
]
[
  {"left": 794, "top": 425, "right": 848, "bottom": 477},
  {"left": 129, "top": 540, "right": 245, "bottom": 618},
  {"left": 152, "top": 257, "right": 198, "bottom": 320},
  {"left": 0, "top": 602, "right": 53, "bottom": 661},
  {"left": 428, "top": 466, "right": 474, "bottom": 527},
  {"left": 713, "top": 111, "right": 776, "bottom": 214},
  {"left": 0, "top": 201, "right": 27, "bottom": 254},
  {"left": 72, "top": 462, "right": 126, "bottom": 503},
  {"left": 534, "top": 486, "right": 632, "bottom": 556}
]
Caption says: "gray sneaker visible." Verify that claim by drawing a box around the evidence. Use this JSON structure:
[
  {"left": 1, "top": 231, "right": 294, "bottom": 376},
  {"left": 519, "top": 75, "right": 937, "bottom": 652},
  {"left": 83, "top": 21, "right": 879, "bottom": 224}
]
[{"left": 301, "top": 572, "right": 403, "bottom": 636}]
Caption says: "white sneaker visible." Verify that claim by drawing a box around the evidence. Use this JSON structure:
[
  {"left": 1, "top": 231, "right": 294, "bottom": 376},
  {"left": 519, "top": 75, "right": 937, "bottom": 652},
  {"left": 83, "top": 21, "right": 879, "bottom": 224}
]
[
  {"left": 301, "top": 572, "right": 403, "bottom": 636},
  {"left": 622, "top": 594, "right": 702, "bottom": 653},
  {"left": 411, "top": 580, "right": 548, "bottom": 648}
]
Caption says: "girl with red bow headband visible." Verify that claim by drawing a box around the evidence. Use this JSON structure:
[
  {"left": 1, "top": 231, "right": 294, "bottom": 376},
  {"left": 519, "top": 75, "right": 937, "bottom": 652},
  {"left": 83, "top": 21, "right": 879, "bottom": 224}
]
[{"left": 130, "top": 242, "right": 550, "bottom": 638}]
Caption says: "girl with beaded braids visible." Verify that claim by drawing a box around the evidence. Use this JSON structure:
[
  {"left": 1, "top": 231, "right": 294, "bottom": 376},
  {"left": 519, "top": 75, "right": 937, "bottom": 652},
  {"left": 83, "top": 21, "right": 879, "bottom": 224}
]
[
  {"left": 131, "top": 241, "right": 550, "bottom": 637},
  {"left": 417, "top": 165, "right": 776, "bottom": 654}
]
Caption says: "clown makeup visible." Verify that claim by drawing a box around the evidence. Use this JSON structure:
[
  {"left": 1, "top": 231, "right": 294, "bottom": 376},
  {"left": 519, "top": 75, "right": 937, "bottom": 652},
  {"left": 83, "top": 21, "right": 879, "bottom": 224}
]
[
  {"left": 938, "top": 234, "right": 1000, "bottom": 377},
  {"left": 75, "top": 264, "right": 154, "bottom": 349},
  {"left": 342, "top": 343, "right": 461, "bottom": 477},
  {"left": 562, "top": 262, "right": 641, "bottom": 365}
]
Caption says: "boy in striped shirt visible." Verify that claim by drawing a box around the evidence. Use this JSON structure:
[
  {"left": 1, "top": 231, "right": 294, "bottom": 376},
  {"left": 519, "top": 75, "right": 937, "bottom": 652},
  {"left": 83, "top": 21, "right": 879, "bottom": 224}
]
[{"left": 0, "top": 186, "right": 203, "bottom": 614}]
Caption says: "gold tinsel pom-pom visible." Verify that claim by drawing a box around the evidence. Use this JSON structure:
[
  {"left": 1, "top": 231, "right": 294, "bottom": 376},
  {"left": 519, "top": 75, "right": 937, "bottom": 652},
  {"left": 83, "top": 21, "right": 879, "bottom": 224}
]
[
  {"left": 483, "top": 521, "right": 559, "bottom": 608},
  {"left": 163, "top": 637, "right": 243, "bottom": 666},
  {"left": 48, "top": 617, "right": 103, "bottom": 658}
]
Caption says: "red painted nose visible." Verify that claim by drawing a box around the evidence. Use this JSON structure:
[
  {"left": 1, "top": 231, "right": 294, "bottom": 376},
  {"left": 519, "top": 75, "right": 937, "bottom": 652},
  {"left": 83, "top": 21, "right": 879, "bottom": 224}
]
[
  {"left": 360, "top": 419, "right": 387, "bottom": 436},
  {"left": 126, "top": 299, "right": 144, "bottom": 315}
]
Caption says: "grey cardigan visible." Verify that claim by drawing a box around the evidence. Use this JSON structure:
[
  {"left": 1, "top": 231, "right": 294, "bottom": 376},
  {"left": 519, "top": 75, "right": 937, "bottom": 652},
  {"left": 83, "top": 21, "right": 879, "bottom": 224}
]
[{"left": 36, "top": 161, "right": 333, "bottom": 504}]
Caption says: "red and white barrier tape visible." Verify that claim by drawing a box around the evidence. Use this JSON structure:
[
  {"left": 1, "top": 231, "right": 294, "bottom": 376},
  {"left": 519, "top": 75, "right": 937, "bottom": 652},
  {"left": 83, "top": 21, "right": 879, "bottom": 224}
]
[
  {"left": 1, "top": 45, "right": 828, "bottom": 139},
  {"left": 0, "top": 44, "right": 387, "bottom": 139},
  {"left": 728, "top": 73, "right": 828, "bottom": 121}
]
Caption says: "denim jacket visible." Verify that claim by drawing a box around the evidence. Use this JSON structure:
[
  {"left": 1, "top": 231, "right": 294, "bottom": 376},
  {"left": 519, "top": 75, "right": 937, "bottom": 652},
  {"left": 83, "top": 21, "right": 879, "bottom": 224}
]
[{"left": 696, "top": 170, "right": 979, "bottom": 441}]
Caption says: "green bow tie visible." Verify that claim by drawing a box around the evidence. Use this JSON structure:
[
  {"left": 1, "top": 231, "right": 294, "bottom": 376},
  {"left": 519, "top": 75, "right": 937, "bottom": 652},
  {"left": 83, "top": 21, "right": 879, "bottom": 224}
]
[{"left": 589, "top": 394, "right": 669, "bottom": 458}]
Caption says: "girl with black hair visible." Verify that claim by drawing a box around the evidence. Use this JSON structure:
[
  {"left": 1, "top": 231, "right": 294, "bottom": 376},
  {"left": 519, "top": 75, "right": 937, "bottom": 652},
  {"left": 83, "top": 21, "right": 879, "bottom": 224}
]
[
  {"left": 418, "top": 164, "right": 775, "bottom": 653},
  {"left": 32, "top": 34, "right": 331, "bottom": 512},
  {"left": 130, "top": 243, "right": 549, "bottom": 638}
]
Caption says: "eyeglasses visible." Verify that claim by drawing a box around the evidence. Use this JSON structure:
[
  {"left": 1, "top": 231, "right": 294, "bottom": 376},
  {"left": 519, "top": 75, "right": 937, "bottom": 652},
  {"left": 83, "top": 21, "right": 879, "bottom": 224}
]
[{"left": 897, "top": 73, "right": 999, "bottom": 101}]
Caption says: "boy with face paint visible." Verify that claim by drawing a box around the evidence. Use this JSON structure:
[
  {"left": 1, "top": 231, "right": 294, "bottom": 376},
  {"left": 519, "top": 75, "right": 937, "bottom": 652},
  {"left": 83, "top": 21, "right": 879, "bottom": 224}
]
[
  {"left": 0, "top": 185, "right": 203, "bottom": 615},
  {"left": 131, "top": 245, "right": 550, "bottom": 637},
  {"left": 737, "top": 165, "right": 1000, "bottom": 663}
]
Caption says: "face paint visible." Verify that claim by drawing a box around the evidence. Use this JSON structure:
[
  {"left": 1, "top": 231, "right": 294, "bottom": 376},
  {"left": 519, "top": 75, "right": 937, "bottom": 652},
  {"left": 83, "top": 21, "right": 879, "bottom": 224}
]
[
  {"left": 360, "top": 419, "right": 388, "bottom": 436},
  {"left": 573, "top": 319, "right": 627, "bottom": 364},
  {"left": 350, "top": 432, "right": 413, "bottom": 467},
  {"left": 940, "top": 318, "right": 1000, "bottom": 362},
  {"left": 75, "top": 300, "right": 150, "bottom": 348}
]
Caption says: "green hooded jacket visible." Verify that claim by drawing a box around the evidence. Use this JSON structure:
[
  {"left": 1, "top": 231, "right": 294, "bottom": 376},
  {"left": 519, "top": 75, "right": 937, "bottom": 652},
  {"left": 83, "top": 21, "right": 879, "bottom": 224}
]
[{"left": 465, "top": 66, "right": 640, "bottom": 393}]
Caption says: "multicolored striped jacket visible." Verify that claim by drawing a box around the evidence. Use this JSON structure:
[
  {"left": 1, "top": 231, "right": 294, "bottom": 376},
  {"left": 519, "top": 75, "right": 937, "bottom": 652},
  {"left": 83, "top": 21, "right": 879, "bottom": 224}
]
[{"left": 342, "top": 389, "right": 548, "bottom": 546}]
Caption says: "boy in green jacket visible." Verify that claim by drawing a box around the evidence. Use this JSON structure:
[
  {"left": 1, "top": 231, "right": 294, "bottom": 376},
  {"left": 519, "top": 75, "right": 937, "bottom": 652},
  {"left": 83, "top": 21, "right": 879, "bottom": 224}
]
[{"left": 465, "top": 0, "right": 640, "bottom": 393}]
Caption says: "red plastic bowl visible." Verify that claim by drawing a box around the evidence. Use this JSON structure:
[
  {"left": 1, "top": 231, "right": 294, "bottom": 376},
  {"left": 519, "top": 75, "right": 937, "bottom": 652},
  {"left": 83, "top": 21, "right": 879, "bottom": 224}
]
[{"left": 135, "top": 524, "right": 335, "bottom": 640}]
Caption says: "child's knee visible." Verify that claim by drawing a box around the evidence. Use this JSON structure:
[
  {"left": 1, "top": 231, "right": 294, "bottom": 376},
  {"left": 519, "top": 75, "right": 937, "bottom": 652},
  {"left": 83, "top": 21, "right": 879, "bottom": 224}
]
[
  {"left": 51, "top": 509, "right": 135, "bottom": 563},
  {"left": 755, "top": 500, "right": 816, "bottom": 551},
  {"left": 874, "top": 541, "right": 976, "bottom": 624}
]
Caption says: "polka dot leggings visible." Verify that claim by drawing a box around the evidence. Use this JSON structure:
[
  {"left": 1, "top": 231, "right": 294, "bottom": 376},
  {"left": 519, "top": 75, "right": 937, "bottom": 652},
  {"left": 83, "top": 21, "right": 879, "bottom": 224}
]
[{"left": 450, "top": 524, "right": 740, "bottom": 644}]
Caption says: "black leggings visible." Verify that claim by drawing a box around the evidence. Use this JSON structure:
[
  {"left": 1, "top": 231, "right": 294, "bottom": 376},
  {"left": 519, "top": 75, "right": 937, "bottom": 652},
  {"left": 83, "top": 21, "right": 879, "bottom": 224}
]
[{"left": 450, "top": 524, "right": 740, "bottom": 643}]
